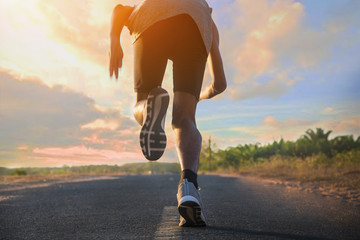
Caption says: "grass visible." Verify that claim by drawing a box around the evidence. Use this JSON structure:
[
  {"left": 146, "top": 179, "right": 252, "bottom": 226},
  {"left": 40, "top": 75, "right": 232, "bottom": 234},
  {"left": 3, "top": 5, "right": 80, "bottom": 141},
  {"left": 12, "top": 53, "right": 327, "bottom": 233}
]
[
  {"left": 2, "top": 151, "right": 359, "bottom": 191},
  {"left": 0, "top": 162, "right": 181, "bottom": 185},
  {"left": 207, "top": 151, "right": 360, "bottom": 190}
]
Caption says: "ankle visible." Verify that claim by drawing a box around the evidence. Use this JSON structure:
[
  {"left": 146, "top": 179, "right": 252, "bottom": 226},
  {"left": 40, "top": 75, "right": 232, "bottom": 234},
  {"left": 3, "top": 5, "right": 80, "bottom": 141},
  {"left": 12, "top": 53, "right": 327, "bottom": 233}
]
[{"left": 179, "top": 169, "right": 198, "bottom": 189}]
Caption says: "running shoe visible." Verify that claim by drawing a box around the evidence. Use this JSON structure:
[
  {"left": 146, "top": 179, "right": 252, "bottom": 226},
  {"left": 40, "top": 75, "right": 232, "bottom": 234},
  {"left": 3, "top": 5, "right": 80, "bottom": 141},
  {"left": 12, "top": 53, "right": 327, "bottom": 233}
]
[
  {"left": 140, "top": 87, "right": 169, "bottom": 161},
  {"left": 177, "top": 179, "right": 207, "bottom": 227}
]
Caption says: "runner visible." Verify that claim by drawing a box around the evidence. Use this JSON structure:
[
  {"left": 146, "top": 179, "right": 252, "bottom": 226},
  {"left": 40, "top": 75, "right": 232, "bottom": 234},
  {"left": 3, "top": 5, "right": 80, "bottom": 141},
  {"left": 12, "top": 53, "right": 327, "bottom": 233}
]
[{"left": 109, "top": 0, "right": 227, "bottom": 227}]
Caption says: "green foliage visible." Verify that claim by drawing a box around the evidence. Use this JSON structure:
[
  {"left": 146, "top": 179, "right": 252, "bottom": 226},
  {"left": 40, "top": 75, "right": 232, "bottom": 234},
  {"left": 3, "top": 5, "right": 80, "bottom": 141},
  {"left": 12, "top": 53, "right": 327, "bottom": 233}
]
[
  {"left": 200, "top": 128, "right": 360, "bottom": 171},
  {"left": 2, "top": 163, "right": 180, "bottom": 176},
  {"left": 11, "top": 169, "right": 27, "bottom": 176},
  {"left": 0, "top": 167, "right": 12, "bottom": 175},
  {"left": 2, "top": 128, "right": 358, "bottom": 177}
]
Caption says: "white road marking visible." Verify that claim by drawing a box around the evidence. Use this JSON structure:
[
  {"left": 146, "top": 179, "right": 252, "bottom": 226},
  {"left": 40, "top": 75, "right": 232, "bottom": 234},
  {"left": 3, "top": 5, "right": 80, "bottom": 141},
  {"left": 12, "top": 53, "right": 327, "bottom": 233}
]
[
  {"left": 0, "top": 195, "right": 18, "bottom": 202},
  {"left": 154, "top": 206, "right": 181, "bottom": 239}
]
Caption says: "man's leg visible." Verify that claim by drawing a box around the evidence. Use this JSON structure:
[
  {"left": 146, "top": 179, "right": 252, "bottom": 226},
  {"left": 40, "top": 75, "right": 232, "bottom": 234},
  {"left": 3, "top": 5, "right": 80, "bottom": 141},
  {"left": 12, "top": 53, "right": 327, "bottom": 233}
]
[
  {"left": 172, "top": 92, "right": 201, "bottom": 184},
  {"left": 169, "top": 15, "right": 208, "bottom": 226},
  {"left": 173, "top": 92, "right": 207, "bottom": 227},
  {"left": 137, "top": 90, "right": 201, "bottom": 169},
  {"left": 172, "top": 92, "right": 201, "bottom": 172}
]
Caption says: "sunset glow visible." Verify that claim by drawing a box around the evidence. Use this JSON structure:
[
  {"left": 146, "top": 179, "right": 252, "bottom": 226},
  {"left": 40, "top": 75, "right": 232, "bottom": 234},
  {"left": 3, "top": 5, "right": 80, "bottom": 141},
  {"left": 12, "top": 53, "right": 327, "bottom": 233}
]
[{"left": 1, "top": 0, "right": 359, "bottom": 168}]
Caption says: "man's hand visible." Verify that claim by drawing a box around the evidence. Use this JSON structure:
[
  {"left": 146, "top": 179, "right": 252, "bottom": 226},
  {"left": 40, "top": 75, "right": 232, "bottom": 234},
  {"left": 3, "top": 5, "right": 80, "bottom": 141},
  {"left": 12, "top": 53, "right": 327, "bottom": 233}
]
[
  {"left": 200, "top": 19, "right": 227, "bottom": 101},
  {"left": 199, "top": 81, "right": 226, "bottom": 101},
  {"left": 108, "top": 4, "right": 134, "bottom": 80},
  {"left": 109, "top": 37, "right": 123, "bottom": 79}
]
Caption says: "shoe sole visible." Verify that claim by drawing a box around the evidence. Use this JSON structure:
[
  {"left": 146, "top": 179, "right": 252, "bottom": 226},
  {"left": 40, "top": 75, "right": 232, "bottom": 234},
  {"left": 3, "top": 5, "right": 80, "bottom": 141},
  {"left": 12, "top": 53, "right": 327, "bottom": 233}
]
[
  {"left": 140, "top": 87, "right": 169, "bottom": 161},
  {"left": 178, "top": 201, "right": 206, "bottom": 227}
]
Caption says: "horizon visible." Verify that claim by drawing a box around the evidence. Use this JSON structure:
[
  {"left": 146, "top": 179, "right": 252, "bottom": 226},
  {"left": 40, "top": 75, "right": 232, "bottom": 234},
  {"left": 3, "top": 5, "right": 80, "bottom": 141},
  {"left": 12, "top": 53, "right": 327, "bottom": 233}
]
[
  {"left": 0, "top": 161, "right": 179, "bottom": 169},
  {"left": 1, "top": 0, "right": 359, "bottom": 168}
]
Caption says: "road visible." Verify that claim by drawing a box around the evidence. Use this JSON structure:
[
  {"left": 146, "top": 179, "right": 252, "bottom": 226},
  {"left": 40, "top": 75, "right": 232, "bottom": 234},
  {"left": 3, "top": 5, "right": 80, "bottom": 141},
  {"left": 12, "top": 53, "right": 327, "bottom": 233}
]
[{"left": 1, "top": 174, "right": 359, "bottom": 239}]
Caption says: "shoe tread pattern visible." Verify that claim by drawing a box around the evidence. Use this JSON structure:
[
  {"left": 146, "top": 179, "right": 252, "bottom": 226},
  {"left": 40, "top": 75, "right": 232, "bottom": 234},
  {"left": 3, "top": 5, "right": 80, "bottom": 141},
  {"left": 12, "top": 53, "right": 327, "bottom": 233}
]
[
  {"left": 178, "top": 201, "right": 206, "bottom": 227},
  {"left": 140, "top": 87, "right": 169, "bottom": 161}
]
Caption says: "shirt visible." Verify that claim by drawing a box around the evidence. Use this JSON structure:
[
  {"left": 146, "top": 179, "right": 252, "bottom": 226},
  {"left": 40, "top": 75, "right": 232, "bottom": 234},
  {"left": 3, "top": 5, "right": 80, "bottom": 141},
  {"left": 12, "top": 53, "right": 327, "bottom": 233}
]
[{"left": 126, "top": 0, "right": 213, "bottom": 54}]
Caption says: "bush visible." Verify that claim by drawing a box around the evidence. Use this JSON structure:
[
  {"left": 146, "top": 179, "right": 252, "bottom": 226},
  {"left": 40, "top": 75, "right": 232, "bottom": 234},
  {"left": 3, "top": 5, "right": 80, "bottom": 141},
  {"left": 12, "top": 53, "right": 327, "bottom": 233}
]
[
  {"left": 200, "top": 128, "right": 360, "bottom": 171},
  {"left": 11, "top": 169, "right": 27, "bottom": 176}
]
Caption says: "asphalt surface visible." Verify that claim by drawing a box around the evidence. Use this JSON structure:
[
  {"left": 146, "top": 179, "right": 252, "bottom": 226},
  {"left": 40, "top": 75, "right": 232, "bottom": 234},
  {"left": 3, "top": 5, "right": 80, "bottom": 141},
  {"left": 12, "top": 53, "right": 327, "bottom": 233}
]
[{"left": 0, "top": 174, "right": 359, "bottom": 240}]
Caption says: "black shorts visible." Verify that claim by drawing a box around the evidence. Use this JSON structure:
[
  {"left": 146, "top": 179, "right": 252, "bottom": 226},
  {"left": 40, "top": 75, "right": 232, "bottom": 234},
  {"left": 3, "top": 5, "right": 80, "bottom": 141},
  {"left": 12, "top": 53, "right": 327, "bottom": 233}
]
[{"left": 133, "top": 14, "right": 208, "bottom": 99}]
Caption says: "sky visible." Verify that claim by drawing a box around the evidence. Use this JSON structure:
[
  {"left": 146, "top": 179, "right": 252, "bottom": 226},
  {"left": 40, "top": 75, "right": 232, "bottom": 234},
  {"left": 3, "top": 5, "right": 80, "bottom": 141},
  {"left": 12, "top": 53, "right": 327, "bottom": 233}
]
[{"left": 0, "top": 0, "right": 359, "bottom": 168}]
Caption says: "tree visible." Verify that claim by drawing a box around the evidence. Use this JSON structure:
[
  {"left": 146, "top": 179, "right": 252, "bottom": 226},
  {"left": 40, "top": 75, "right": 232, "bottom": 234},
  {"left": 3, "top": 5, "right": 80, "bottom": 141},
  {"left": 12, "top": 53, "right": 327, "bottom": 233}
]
[
  {"left": 199, "top": 137, "right": 217, "bottom": 171},
  {"left": 303, "top": 128, "right": 333, "bottom": 157},
  {"left": 304, "top": 128, "right": 332, "bottom": 144}
]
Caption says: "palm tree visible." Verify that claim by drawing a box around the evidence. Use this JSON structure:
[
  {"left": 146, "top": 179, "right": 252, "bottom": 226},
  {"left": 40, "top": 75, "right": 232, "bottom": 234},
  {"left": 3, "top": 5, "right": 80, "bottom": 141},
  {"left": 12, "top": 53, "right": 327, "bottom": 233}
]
[
  {"left": 304, "top": 128, "right": 332, "bottom": 144},
  {"left": 303, "top": 128, "right": 333, "bottom": 157}
]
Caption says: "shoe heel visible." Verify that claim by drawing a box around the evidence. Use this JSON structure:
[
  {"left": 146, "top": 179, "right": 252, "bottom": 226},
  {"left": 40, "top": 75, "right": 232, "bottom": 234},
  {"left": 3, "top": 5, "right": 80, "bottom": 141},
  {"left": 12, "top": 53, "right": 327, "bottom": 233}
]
[{"left": 178, "top": 201, "right": 206, "bottom": 227}]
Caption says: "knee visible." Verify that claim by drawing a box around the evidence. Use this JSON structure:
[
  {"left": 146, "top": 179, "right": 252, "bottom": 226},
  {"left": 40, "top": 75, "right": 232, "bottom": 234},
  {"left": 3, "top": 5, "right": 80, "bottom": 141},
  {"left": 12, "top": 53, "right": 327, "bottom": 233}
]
[
  {"left": 171, "top": 116, "right": 194, "bottom": 130},
  {"left": 172, "top": 92, "right": 197, "bottom": 130}
]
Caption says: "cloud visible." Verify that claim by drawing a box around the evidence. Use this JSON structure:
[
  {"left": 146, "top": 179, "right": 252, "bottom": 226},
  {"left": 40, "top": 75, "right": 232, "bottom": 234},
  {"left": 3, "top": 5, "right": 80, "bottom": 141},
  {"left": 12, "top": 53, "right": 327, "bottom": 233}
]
[
  {"left": 263, "top": 116, "right": 277, "bottom": 125},
  {"left": 216, "top": 0, "right": 360, "bottom": 100},
  {"left": 1, "top": 1, "right": 358, "bottom": 167},
  {"left": 230, "top": 116, "right": 313, "bottom": 142},
  {"left": 325, "top": 115, "right": 360, "bottom": 136},
  {"left": 0, "top": 70, "right": 100, "bottom": 148},
  {"left": 82, "top": 118, "right": 121, "bottom": 131},
  {"left": 221, "top": 115, "right": 360, "bottom": 145},
  {"left": 236, "top": 1, "right": 303, "bottom": 80},
  {"left": 35, "top": 0, "right": 113, "bottom": 66},
  {"left": 33, "top": 0, "right": 141, "bottom": 71},
  {"left": 0, "top": 69, "right": 144, "bottom": 167},
  {"left": 32, "top": 145, "right": 143, "bottom": 167},
  {"left": 0, "top": 0, "right": 140, "bottom": 115},
  {"left": 227, "top": 70, "right": 301, "bottom": 99},
  {"left": 215, "top": 0, "right": 305, "bottom": 100},
  {"left": 321, "top": 106, "right": 336, "bottom": 115}
]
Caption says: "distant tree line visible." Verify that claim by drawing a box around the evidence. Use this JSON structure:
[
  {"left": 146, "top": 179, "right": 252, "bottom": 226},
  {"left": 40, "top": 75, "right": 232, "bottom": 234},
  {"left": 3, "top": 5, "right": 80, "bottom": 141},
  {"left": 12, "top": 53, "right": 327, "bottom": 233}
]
[
  {"left": 3, "top": 128, "right": 359, "bottom": 176},
  {"left": 1, "top": 162, "right": 180, "bottom": 176},
  {"left": 200, "top": 128, "right": 360, "bottom": 171}
]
